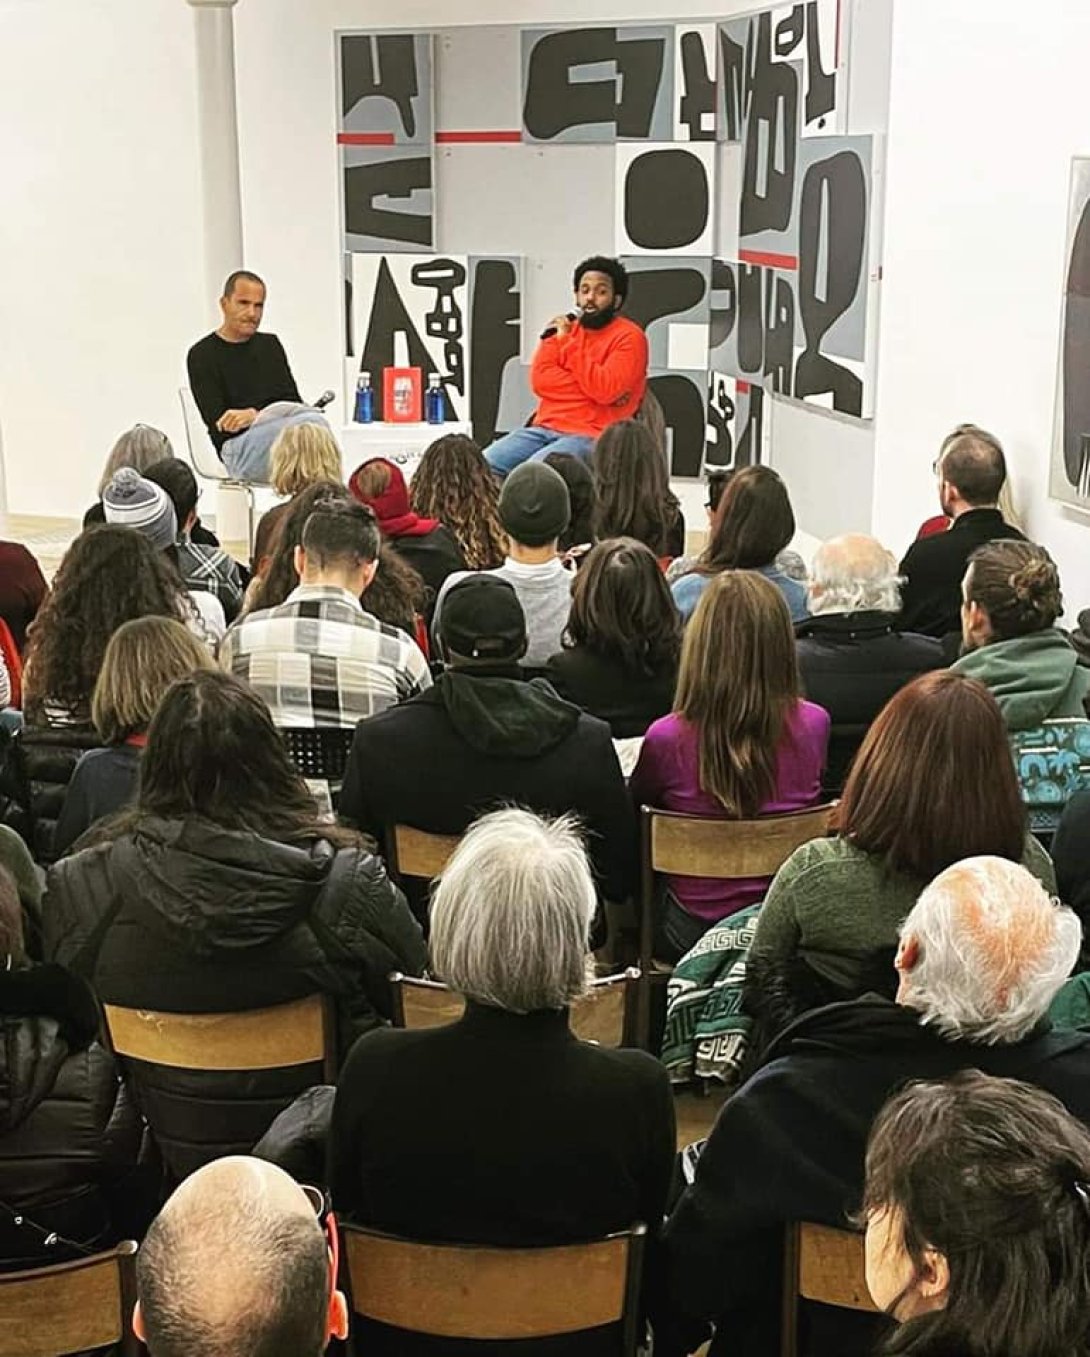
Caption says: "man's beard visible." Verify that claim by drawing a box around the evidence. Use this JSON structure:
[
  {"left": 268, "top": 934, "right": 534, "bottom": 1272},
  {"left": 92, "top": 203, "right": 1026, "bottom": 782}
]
[{"left": 579, "top": 305, "right": 618, "bottom": 331}]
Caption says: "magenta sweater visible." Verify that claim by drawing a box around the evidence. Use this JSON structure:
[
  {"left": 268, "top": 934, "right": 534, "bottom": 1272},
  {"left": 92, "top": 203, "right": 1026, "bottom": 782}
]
[{"left": 629, "top": 701, "right": 831, "bottom": 922}]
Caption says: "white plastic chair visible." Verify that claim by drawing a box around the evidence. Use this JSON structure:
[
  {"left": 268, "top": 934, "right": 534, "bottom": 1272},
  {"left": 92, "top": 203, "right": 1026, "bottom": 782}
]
[{"left": 178, "top": 387, "right": 263, "bottom": 550}]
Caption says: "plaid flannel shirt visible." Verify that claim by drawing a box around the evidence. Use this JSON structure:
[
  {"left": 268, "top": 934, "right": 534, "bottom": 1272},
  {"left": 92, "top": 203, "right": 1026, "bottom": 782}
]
[
  {"left": 220, "top": 584, "right": 431, "bottom": 727},
  {"left": 176, "top": 535, "right": 245, "bottom": 622}
]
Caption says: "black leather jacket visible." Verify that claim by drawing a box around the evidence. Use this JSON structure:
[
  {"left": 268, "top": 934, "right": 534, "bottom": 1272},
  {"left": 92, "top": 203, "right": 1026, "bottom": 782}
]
[{"left": 43, "top": 816, "right": 426, "bottom": 1181}]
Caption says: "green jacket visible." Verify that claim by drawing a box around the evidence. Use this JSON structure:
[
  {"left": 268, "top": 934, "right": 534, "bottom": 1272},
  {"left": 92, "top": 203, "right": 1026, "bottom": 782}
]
[
  {"left": 951, "top": 631, "right": 1090, "bottom": 730},
  {"left": 749, "top": 834, "right": 1056, "bottom": 994}
]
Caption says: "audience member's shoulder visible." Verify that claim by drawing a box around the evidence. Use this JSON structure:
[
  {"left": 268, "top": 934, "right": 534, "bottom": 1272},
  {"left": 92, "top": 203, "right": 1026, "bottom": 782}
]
[{"left": 797, "top": 697, "right": 832, "bottom": 731}]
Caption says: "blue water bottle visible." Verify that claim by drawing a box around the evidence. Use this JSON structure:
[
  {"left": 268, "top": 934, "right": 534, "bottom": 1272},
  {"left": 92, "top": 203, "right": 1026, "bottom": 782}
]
[
  {"left": 425, "top": 373, "right": 445, "bottom": 425},
  {"left": 354, "top": 371, "right": 374, "bottom": 424}
]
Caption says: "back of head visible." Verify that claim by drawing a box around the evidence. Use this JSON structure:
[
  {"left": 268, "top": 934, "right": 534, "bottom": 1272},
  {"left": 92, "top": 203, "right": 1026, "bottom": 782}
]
[
  {"left": 300, "top": 500, "right": 380, "bottom": 573},
  {"left": 98, "top": 424, "right": 173, "bottom": 495},
  {"left": 360, "top": 540, "right": 427, "bottom": 634},
  {"left": 964, "top": 539, "right": 1063, "bottom": 640},
  {"left": 135, "top": 670, "right": 324, "bottom": 841},
  {"left": 703, "top": 465, "right": 794, "bottom": 571},
  {"left": 565, "top": 537, "right": 680, "bottom": 676},
  {"left": 864, "top": 1071, "right": 1090, "bottom": 1356},
  {"left": 809, "top": 533, "right": 901, "bottom": 615},
  {"left": 269, "top": 423, "right": 344, "bottom": 499},
  {"left": 410, "top": 434, "right": 505, "bottom": 569},
  {"left": 250, "top": 481, "right": 348, "bottom": 611},
  {"left": 24, "top": 525, "right": 182, "bottom": 721},
  {"left": 438, "top": 573, "right": 527, "bottom": 668},
  {"left": 498, "top": 460, "right": 571, "bottom": 549},
  {"left": 430, "top": 808, "right": 596, "bottom": 1013},
  {"left": 348, "top": 457, "right": 415, "bottom": 532},
  {"left": 542, "top": 452, "right": 595, "bottom": 550},
  {"left": 939, "top": 426, "right": 1006, "bottom": 507},
  {"left": 836, "top": 671, "right": 1027, "bottom": 880},
  {"left": 136, "top": 1156, "right": 329, "bottom": 1357},
  {"left": 675, "top": 570, "right": 799, "bottom": 816},
  {"left": 102, "top": 468, "right": 178, "bottom": 553},
  {"left": 92, "top": 616, "right": 214, "bottom": 745},
  {"left": 144, "top": 458, "right": 199, "bottom": 530},
  {"left": 897, "top": 856, "right": 1080, "bottom": 1044},
  {"left": 592, "top": 420, "right": 675, "bottom": 554}
]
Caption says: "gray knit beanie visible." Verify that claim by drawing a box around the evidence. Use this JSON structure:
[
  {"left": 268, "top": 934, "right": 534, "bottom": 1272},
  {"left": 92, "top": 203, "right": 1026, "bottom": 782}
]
[{"left": 102, "top": 467, "right": 178, "bottom": 552}]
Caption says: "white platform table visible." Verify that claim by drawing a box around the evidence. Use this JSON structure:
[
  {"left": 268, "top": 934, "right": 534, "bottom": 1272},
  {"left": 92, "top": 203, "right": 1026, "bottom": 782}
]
[{"left": 339, "top": 421, "right": 472, "bottom": 484}]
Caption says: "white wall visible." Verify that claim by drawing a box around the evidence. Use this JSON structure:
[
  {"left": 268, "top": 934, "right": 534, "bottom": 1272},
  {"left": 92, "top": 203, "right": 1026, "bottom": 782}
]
[
  {"left": 0, "top": 0, "right": 209, "bottom": 518},
  {"left": 872, "top": 0, "right": 1090, "bottom": 612}
]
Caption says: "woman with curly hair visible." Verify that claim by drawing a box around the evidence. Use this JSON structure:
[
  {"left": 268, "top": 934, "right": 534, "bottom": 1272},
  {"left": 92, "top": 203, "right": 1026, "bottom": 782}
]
[
  {"left": 23, "top": 527, "right": 186, "bottom": 729},
  {"left": 246, "top": 481, "right": 428, "bottom": 646},
  {"left": 592, "top": 419, "right": 684, "bottom": 559},
  {"left": 409, "top": 434, "right": 506, "bottom": 570}
]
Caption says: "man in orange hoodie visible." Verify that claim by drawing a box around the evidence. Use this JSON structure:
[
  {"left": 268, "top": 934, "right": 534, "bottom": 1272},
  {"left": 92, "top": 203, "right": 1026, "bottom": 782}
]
[{"left": 485, "top": 256, "right": 649, "bottom": 478}]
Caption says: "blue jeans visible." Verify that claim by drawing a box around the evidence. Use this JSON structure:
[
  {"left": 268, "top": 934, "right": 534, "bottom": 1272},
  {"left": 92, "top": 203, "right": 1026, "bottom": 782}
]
[
  {"left": 484, "top": 425, "right": 595, "bottom": 477},
  {"left": 221, "top": 409, "right": 328, "bottom": 482}
]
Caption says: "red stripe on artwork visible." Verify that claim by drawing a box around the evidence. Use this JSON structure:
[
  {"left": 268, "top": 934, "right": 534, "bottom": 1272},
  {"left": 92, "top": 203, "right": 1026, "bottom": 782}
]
[
  {"left": 435, "top": 130, "right": 523, "bottom": 144},
  {"left": 738, "top": 249, "right": 799, "bottom": 271},
  {"left": 337, "top": 132, "right": 396, "bottom": 146}
]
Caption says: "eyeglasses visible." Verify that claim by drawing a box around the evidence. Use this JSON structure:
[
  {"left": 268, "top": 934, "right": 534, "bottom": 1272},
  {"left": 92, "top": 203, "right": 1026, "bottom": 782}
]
[{"left": 302, "top": 1183, "right": 340, "bottom": 1291}]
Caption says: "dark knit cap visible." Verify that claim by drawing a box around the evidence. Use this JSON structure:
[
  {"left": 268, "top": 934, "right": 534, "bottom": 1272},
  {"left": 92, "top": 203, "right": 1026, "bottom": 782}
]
[
  {"left": 440, "top": 574, "right": 527, "bottom": 661},
  {"left": 498, "top": 461, "right": 571, "bottom": 547}
]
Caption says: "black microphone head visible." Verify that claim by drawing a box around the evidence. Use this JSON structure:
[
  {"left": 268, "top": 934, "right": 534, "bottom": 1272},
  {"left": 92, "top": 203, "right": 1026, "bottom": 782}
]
[{"left": 314, "top": 390, "right": 336, "bottom": 409}]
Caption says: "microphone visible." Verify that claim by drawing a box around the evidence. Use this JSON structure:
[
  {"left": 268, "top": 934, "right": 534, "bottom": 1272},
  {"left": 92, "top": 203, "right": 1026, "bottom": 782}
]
[
  {"left": 540, "top": 312, "right": 577, "bottom": 340},
  {"left": 313, "top": 389, "right": 336, "bottom": 410}
]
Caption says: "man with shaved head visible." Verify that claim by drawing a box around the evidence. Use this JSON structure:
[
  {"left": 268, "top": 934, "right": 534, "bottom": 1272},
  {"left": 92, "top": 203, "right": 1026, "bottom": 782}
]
[
  {"left": 796, "top": 533, "right": 942, "bottom": 792},
  {"left": 655, "top": 859, "right": 1090, "bottom": 1357},
  {"left": 898, "top": 424, "right": 1026, "bottom": 640},
  {"left": 134, "top": 1157, "right": 348, "bottom": 1357}
]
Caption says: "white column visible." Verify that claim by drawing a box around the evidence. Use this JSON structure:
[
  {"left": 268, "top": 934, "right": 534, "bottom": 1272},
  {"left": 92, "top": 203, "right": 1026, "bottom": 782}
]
[{"left": 187, "top": 0, "right": 243, "bottom": 300}]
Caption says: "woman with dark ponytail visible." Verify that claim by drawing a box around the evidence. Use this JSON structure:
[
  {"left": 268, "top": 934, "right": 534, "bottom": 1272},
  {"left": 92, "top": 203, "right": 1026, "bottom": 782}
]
[
  {"left": 863, "top": 1070, "right": 1090, "bottom": 1357},
  {"left": 952, "top": 539, "right": 1088, "bottom": 727}
]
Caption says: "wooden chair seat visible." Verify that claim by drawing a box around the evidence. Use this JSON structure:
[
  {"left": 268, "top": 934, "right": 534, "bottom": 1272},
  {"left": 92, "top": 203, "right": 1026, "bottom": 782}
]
[
  {"left": 0, "top": 1240, "right": 139, "bottom": 1357},
  {"left": 781, "top": 1221, "right": 878, "bottom": 1357},
  {"left": 342, "top": 1222, "right": 646, "bottom": 1351}
]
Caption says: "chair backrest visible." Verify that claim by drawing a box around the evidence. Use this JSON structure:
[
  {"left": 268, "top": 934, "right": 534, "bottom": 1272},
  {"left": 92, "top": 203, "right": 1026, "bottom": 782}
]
[
  {"left": 642, "top": 803, "right": 836, "bottom": 881},
  {"left": 386, "top": 823, "right": 461, "bottom": 881},
  {"left": 342, "top": 1222, "right": 646, "bottom": 1351},
  {"left": 781, "top": 1222, "right": 877, "bottom": 1357},
  {"left": 102, "top": 993, "right": 335, "bottom": 1080},
  {"left": 0, "top": 1240, "right": 139, "bottom": 1357},
  {"left": 1009, "top": 719, "right": 1090, "bottom": 832},
  {"left": 178, "top": 386, "right": 228, "bottom": 482},
  {"left": 281, "top": 727, "right": 357, "bottom": 784},
  {"left": 390, "top": 968, "right": 640, "bottom": 1048}
]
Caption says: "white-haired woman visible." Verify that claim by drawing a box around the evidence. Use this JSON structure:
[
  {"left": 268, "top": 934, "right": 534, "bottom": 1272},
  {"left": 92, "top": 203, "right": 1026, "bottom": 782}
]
[{"left": 328, "top": 807, "right": 675, "bottom": 1357}]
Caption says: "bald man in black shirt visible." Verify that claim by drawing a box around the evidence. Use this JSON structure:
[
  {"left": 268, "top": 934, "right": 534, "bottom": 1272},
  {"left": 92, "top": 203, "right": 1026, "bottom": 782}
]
[{"left": 187, "top": 270, "right": 326, "bottom": 481}]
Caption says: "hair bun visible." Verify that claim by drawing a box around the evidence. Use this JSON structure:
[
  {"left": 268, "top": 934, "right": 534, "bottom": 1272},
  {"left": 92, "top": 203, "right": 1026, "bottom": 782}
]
[{"left": 1010, "top": 558, "right": 1056, "bottom": 607}]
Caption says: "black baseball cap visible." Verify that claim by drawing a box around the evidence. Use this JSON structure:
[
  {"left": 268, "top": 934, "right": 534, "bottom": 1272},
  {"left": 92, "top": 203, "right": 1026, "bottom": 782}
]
[{"left": 439, "top": 574, "right": 527, "bottom": 661}]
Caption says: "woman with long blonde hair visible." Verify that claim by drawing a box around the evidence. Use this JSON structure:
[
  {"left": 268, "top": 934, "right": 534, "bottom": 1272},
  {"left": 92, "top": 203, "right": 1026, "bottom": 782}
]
[{"left": 630, "top": 570, "right": 829, "bottom": 959}]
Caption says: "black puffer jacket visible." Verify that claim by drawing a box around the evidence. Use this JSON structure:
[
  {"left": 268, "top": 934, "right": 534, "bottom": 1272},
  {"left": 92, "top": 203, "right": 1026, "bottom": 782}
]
[
  {"left": 1, "top": 725, "right": 101, "bottom": 866},
  {"left": 0, "top": 962, "right": 144, "bottom": 1268},
  {"left": 43, "top": 816, "right": 426, "bottom": 1180}
]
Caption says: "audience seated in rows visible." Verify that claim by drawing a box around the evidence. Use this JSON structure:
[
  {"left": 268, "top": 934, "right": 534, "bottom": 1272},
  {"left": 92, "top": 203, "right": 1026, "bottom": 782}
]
[
  {"left": 102, "top": 467, "right": 226, "bottom": 643},
  {"left": 546, "top": 538, "right": 681, "bottom": 739},
  {"left": 221, "top": 498, "right": 430, "bottom": 729},
  {"left": 435, "top": 458, "right": 575, "bottom": 669},
  {"left": 43, "top": 671, "right": 425, "bottom": 1180},
  {"left": 0, "top": 866, "right": 146, "bottom": 1269},
  {"left": 795, "top": 533, "right": 943, "bottom": 793},
  {"left": 253, "top": 421, "right": 344, "bottom": 576},
  {"left": 145, "top": 457, "right": 245, "bottom": 621},
  {"left": 670, "top": 465, "right": 808, "bottom": 622},
  {"left": 898, "top": 424, "right": 1025, "bottom": 640},
  {"left": 592, "top": 418, "right": 685, "bottom": 560},
  {"left": 631, "top": 571, "right": 829, "bottom": 960},
  {"left": 409, "top": 433, "right": 507, "bottom": 570},
  {"left": 54, "top": 617, "right": 214, "bottom": 856},
  {"left": 340, "top": 574, "right": 634, "bottom": 927},
  {"left": 135, "top": 1156, "right": 347, "bottom": 1357},
  {"left": 862, "top": 1072, "right": 1090, "bottom": 1356},
  {"left": 744, "top": 671, "right": 1054, "bottom": 1048},
  {"left": 544, "top": 450, "right": 598, "bottom": 563},
  {"left": 349, "top": 456, "right": 467, "bottom": 617},
  {"left": 329, "top": 808, "right": 674, "bottom": 1357},
  {"left": 657, "top": 857, "right": 1086, "bottom": 1357}
]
